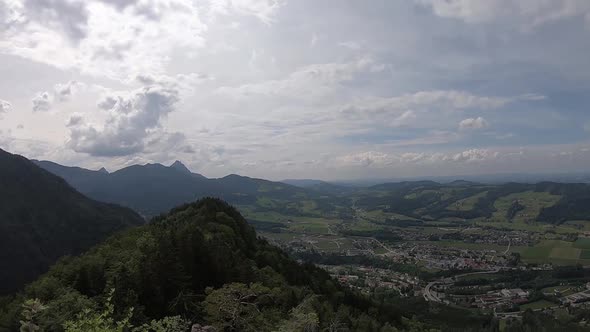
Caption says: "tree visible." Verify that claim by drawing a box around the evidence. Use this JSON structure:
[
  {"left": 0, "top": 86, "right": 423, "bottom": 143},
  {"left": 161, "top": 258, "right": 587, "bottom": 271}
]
[
  {"left": 19, "top": 299, "right": 47, "bottom": 332},
  {"left": 62, "top": 289, "right": 133, "bottom": 332},
  {"left": 277, "top": 297, "right": 319, "bottom": 332},
  {"left": 132, "top": 316, "right": 191, "bottom": 332},
  {"left": 204, "top": 283, "right": 273, "bottom": 332}
]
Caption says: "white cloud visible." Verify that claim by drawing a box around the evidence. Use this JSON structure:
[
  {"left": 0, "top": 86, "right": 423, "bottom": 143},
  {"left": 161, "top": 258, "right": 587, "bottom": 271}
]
[
  {"left": 416, "top": 0, "right": 590, "bottom": 28},
  {"left": 310, "top": 33, "right": 318, "bottom": 47},
  {"left": 338, "top": 41, "right": 361, "bottom": 50},
  {"left": 54, "top": 80, "right": 83, "bottom": 102},
  {"left": 1, "top": 0, "right": 587, "bottom": 180},
  {"left": 0, "top": 99, "right": 11, "bottom": 114},
  {"left": 459, "top": 117, "right": 488, "bottom": 130},
  {"left": 452, "top": 149, "right": 498, "bottom": 162},
  {"left": 339, "top": 151, "right": 393, "bottom": 167},
  {"left": 343, "top": 91, "right": 541, "bottom": 115},
  {"left": 389, "top": 110, "right": 416, "bottom": 127},
  {"left": 32, "top": 91, "right": 53, "bottom": 112},
  {"left": 67, "top": 84, "right": 180, "bottom": 156},
  {"left": 338, "top": 148, "right": 501, "bottom": 169},
  {"left": 31, "top": 81, "right": 85, "bottom": 112},
  {"left": 206, "top": 0, "right": 286, "bottom": 25},
  {"left": 218, "top": 57, "right": 381, "bottom": 101}
]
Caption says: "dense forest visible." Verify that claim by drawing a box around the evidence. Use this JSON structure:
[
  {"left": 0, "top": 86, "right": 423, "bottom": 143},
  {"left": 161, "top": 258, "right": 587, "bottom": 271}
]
[{"left": 0, "top": 149, "right": 143, "bottom": 295}]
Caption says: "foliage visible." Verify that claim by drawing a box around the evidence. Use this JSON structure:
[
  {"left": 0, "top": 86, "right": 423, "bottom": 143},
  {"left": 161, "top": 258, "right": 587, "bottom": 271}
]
[
  {"left": 276, "top": 297, "right": 319, "bottom": 332},
  {"left": 19, "top": 299, "right": 47, "bottom": 332},
  {"left": 62, "top": 289, "right": 133, "bottom": 332},
  {"left": 203, "top": 283, "right": 276, "bottom": 331}
]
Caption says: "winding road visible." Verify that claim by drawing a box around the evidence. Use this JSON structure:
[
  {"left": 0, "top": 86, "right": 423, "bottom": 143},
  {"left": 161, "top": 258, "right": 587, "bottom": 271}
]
[{"left": 423, "top": 268, "right": 501, "bottom": 303}]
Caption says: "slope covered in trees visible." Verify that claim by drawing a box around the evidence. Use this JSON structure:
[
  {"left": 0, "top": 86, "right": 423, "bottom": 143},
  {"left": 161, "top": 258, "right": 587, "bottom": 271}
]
[
  {"left": 0, "top": 149, "right": 144, "bottom": 295},
  {"left": 0, "top": 198, "right": 493, "bottom": 331}
]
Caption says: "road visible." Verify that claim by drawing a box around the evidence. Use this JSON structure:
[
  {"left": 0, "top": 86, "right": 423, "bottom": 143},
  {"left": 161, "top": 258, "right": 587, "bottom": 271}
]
[
  {"left": 371, "top": 237, "right": 394, "bottom": 254},
  {"left": 424, "top": 281, "right": 442, "bottom": 302},
  {"left": 503, "top": 238, "right": 511, "bottom": 255},
  {"left": 423, "top": 268, "right": 501, "bottom": 303}
]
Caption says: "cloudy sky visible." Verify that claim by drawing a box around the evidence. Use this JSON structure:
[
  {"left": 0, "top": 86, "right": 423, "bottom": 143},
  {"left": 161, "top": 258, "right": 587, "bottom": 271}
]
[{"left": 1, "top": 0, "right": 590, "bottom": 180}]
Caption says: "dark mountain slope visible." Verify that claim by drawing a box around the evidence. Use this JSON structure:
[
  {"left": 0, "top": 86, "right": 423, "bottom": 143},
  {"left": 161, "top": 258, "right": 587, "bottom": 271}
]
[
  {"left": 35, "top": 162, "right": 321, "bottom": 217},
  {"left": 104, "top": 163, "right": 216, "bottom": 216},
  {"left": 0, "top": 149, "right": 143, "bottom": 295},
  {"left": 35, "top": 161, "right": 215, "bottom": 216},
  {"left": 32, "top": 160, "right": 109, "bottom": 198}
]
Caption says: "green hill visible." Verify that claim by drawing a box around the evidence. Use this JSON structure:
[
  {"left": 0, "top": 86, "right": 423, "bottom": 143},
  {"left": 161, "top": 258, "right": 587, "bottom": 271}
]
[{"left": 0, "top": 149, "right": 144, "bottom": 295}]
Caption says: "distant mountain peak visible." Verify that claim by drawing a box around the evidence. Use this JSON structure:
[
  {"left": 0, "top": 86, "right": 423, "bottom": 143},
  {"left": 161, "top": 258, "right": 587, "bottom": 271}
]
[
  {"left": 170, "top": 160, "right": 191, "bottom": 173},
  {"left": 97, "top": 167, "right": 109, "bottom": 174}
]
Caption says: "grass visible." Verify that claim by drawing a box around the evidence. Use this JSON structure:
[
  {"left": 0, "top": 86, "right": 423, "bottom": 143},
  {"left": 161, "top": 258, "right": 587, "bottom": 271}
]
[
  {"left": 447, "top": 191, "right": 488, "bottom": 211},
  {"left": 542, "top": 285, "right": 575, "bottom": 296},
  {"left": 550, "top": 247, "right": 581, "bottom": 260},
  {"left": 520, "top": 300, "right": 556, "bottom": 311},
  {"left": 580, "top": 250, "right": 590, "bottom": 259},
  {"left": 490, "top": 191, "right": 561, "bottom": 224},
  {"left": 238, "top": 207, "right": 341, "bottom": 235},
  {"left": 364, "top": 210, "right": 418, "bottom": 221},
  {"left": 563, "top": 221, "right": 590, "bottom": 231},
  {"left": 405, "top": 189, "right": 454, "bottom": 200},
  {"left": 515, "top": 240, "right": 588, "bottom": 264},
  {"left": 573, "top": 237, "right": 590, "bottom": 250},
  {"left": 412, "top": 240, "right": 509, "bottom": 252},
  {"left": 518, "top": 246, "right": 553, "bottom": 260},
  {"left": 459, "top": 273, "right": 502, "bottom": 281},
  {"left": 256, "top": 196, "right": 278, "bottom": 208},
  {"left": 475, "top": 219, "right": 586, "bottom": 235}
]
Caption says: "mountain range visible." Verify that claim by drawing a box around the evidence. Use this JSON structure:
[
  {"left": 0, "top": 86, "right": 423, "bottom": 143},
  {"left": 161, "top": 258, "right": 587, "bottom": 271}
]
[
  {"left": 33, "top": 159, "right": 590, "bottom": 226},
  {"left": 34, "top": 160, "right": 312, "bottom": 217}
]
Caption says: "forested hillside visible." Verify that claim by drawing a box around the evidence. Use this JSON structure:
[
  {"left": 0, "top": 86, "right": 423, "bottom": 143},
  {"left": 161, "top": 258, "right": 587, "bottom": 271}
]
[
  {"left": 0, "top": 149, "right": 143, "bottom": 295},
  {"left": 0, "top": 198, "right": 493, "bottom": 331}
]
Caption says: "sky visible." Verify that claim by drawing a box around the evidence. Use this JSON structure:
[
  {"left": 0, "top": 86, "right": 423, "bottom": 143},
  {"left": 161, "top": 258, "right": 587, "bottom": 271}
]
[{"left": 1, "top": 0, "right": 590, "bottom": 181}]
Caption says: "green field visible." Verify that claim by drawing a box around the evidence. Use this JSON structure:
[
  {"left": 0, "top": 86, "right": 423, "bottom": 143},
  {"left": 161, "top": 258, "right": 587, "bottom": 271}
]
[
  {"left": 447, "top": 191, "right": 488, "bottom": 211},
  {"left": 542, "top": 285, "right": 575, "bottom": 296},
  {"left": 580, "top": 250, "right": 590, "bottom": 259},
  {"left": 573, "top": 237, "right": 590, "bottom": 249},
  {"left": 405, "top": 189, "right": 455, "bottom": 201},
  {"left": 520, "top": 300, "right": 556, "bottom": 311},
  {"left": 363, "top": 210, "right": 419, "bottom": 221},
  {"left": 518, "top": 246, "right": 553, "bottom": 260},
  {"left": 414, "top": 240, "right": 510, "bottom": 252},
  {"left": 515, "top": 240, "right": 590, "bottom": 264},
  {"left": 491, "top": 191, "right": 561, "bottom": 223},
  {"left": 549, "top": 247, "right": 581, "bottom": 260}
]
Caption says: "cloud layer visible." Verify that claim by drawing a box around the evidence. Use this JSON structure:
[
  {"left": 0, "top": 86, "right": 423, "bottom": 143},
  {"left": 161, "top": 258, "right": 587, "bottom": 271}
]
[{"left": 1, "top": 0, "right": 590, "bottom": 180}]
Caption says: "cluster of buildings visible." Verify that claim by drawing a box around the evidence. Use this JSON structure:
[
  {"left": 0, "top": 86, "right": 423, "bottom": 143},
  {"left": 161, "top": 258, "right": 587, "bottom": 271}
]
[
  {"left": 561, "top": 286, "right": 590, "bottom": 306},
  {"left": 382, "top": 243, "right": 506, "bottom": 271},
  {"left": 321, "top": 265, "right": 420, "bottom": 296},
  {"left": 429, "top": 281, "right": 531, "bottom": 310}
]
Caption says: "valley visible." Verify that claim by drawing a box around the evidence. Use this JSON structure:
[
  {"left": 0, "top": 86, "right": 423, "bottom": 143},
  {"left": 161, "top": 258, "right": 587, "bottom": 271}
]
[
  {"left": 16, "top": 157, "right": 590, "bottom": 329},
  {"left": 230, "top": 181, "right": 590, "bottom": 325}
]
